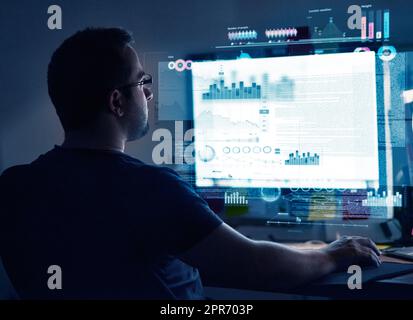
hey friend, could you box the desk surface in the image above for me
[285,242,413,264]
[286,243,413,298]
[379,272,413,284]
[206,243,413,300]
[206,265,413,300]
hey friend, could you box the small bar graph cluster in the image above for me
[225,191,249,206]
[361,9,390,40]
[362,191,402,207]
[202,80,261,100]
[285,151,320,166]
[228,30,257,41]
[265,28,298,39]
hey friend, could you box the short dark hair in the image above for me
[47,27,134,131]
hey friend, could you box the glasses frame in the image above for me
[115,74,153,91]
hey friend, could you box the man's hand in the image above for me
[321,236,382,272]
[181,224,383,291]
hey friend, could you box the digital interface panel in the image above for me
[192,52,379,189]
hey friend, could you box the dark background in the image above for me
[1,0,413,172]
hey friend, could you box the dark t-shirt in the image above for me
[0,146,222,299]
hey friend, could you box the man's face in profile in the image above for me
[120,45,152,141]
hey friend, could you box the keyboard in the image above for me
[384,247,413,262]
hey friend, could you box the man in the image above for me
[0,27,381,299]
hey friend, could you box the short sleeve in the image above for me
[144,167,223,256]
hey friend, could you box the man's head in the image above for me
[48,27,152,141]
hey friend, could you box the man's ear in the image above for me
[109,89,124,117]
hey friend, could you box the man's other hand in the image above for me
[321,236,382,272]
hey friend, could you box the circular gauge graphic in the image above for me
[223,147,231,154]
[185,60,193,70]
[253,146,261,153]
[197,145,216,162]
[354,47,371,53]
[232,146,241,154]
[263,146,272,153]
[242,146,251,153]
[175,59,186,72]
[260,187,282,202]
[378,46,397,62]
[167,61,175,70]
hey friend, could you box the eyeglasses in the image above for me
[115,73,153,91]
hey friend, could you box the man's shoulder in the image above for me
[120,159,190,193]
[0,150,184,189]
[0,166,33,210]
[126,161,181,181]
[118,152,176,176]
[0,149,55,182]
[1,164,32,181]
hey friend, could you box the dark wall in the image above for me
[1,0,413,172]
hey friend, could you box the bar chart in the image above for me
[361,8,390,40]
[362,191,402,207]
[265,28,298,39]
[202,80,261,100]
[285,151,320,166]
[224,191,249,206]
[228,30,257,41]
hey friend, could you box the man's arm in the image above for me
[179,223,381,292]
